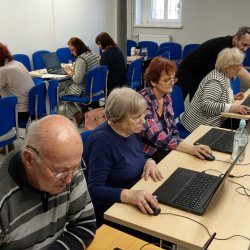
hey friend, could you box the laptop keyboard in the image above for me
[172,173,218,209]
[211,131,235,153]
[50,68,67,75]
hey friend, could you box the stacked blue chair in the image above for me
[127,39,137,56]
[47,79,59,114]
[138,41,158,58]
[127,58,143,90]
[32,50,50,70]
[230,77,241,95]
[60,65,108,110]
[19,82,47,134]
[243,48,250,70]
[171,85,190,139]
[13,54,32,71]
[56,47,75,63]
[182,44,200,59]
[159,42,182,62]
[80,130,92,147]
[0,96,19,153]
[158,47,170,57]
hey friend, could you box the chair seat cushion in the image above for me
[0,128,16,142]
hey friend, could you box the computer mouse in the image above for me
[147,202,161,216]
[200,153,215,161]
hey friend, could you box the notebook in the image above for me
[153,144,246,215]
[41,52,67,75]
[194,128,235,154]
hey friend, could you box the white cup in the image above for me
[131,47,136,56]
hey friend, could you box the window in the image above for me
[134,0,182,28]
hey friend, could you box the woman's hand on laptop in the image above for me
[63,65,71,73]
[230,104,250,115]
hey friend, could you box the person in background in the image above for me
[0,115,96,249]
[84,87,163,227]
[139,57,212,164]
[0,43,34,153]
[181,48,250,132]
[95,32,127,95]
[62,37,100,126]
[176,26,250,101]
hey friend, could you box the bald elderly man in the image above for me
[0,115,96,249]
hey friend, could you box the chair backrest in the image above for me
[0,96,18,138]
[182,44,200,59]
[127,58,143,89]
[13,54,32,71]
[80,130,92,147]
[28,82,47,119]
[159,42,182,61]
[138,41,158,58]
[157,47,170,57]
[32,50,50,70]
[230,77,241,94]
[56,47,75,63]
[85,65,108,102]
[127,39,137,56]
[47,79,59,112]
[243,48,250,67]
[171,85,185,119]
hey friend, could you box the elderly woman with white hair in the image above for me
[84,87,163,227]
[181,47,250,132]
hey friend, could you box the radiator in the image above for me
[137,34,173,44]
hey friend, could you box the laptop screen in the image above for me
[42,52,61,71]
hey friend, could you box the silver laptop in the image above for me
[41,52,67,75]
[154,144,246,215]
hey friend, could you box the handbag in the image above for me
[84,107,106,130]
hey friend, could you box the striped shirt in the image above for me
[0,150,96,250]
[181,69,231,132]
[139,87,181,158]
[65,51,100,96]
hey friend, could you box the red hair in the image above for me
[144,56,176,88]
[0,43,13,67]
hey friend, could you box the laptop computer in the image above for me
[242,97,250,107]
[194,128,235,154]
[41,52,67,75]
[153,144,246,215]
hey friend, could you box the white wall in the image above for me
[128,0,250,46]
[1,0,116,57]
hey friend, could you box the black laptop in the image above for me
[153,144,246,215]
[194,128,235,154]
[41,52,67,75]
[242,96,250,107]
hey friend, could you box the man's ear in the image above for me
[22,149,33,170]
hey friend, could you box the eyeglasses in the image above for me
[159,77,178,84]
[26,145,86,179]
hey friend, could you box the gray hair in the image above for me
[215,47,244,72]
[105,87,147,123]
[235,26,250,38]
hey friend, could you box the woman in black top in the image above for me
[95,32,127,95]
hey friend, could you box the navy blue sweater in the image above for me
[84,122,146,226]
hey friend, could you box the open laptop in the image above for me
[153,144,246,215]
[242,96,250,107]
[41,52,67,75]
[194,128,235,154]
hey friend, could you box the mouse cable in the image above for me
[214,159,250,165]
[139,242,173,250]
[158,212,250,242]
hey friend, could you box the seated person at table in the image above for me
[0,115,96,249]
[0,43,34,153]
[84,87,163,227]
[139,57,212,164]
[95,32,127,95]
[181,47,250,133]
[62,37,100,126]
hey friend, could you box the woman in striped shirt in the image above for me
[181,47,250,133]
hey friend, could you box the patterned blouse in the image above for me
[139,87,181,158]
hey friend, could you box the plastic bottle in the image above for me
[231,119,248,162]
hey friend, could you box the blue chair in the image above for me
[80,130,92,147]
[157,47,170,57]
[230,77,241,94]
[0,96,19,153]
[159,42,182,61]
[48,79,59,114]
[127,39,137,56]
[127,58,143,90]
[13,54,32,71]
[19,82,47,132]
[182,44,200,59]
[138,41,158,58]
[60,65,108,108]
[243,48,250,67]
[32,50,50,70]
[56,47,75,63]
[171,85,190,139]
